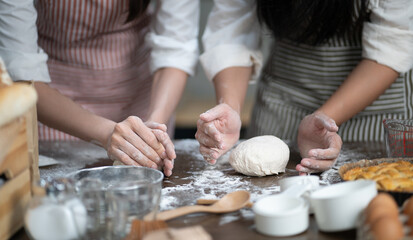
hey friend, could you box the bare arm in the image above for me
[34,82,173,174]
[296,59,399,174]
[195,66,251,164]
[147,67,188,124]
[34,82,114,146]
[213,67,251,114]
[145,67,187,176]
[318,59,399,124]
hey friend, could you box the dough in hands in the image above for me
[229,135,289,176]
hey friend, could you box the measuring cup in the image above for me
[383,119,413,157]
[253,177,316,237]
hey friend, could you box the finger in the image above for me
[146,121,167,132]
[199,104,228,122]
[300,158,336,172]
[296,164,313,173]
[206,158,216,165]
[163,158,174,170]
[197,119,221,140]
[199,145,221,163]
[205,122,222,141]
[195,130,223,149]
[307,148,340,160]
[110,148,141,167]
[118,140,159,169]
[307,137,342,159]
[315,113,338,132]
[108,133,157,166]
[125,117,166,161]
[163,158,174,177]
[153,129,176,159]
[120,128,163,165]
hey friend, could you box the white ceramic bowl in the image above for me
[279,175,320,192]
[253,194,309,237]
[310,180,377,232]
[279,175,320,213]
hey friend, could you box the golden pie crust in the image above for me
[340,160,413,192]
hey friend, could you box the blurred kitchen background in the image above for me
[174,0,271,139]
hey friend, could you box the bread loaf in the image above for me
[0,58,37,127]
[0,58,12,87]
[0,84,37,126]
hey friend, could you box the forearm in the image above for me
[34,82,115,147]
[147,68,188,124]
[212,67,252,114]
[318,59,399,125]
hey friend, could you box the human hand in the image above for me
[149,125,176,177]
[195,103,241,164]
[296,112,342,175]
[106,117,176,176]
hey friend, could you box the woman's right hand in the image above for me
[105,116,176,176]
[195,103,242,164]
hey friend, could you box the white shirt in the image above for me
[200,0,413,82]
[200,0,263,82]
[0,0,200,82]
[146,0,200,76]
[0,0,50,82]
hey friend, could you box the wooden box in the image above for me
[0,80,38,239]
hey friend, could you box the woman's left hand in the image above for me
[296,112,342,175]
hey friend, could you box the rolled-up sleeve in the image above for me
[200,0,263,82]
[146,0,200,76]
[362,0,413,73]
[0,0,50,82]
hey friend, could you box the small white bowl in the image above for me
[310,180,377,232]
[279,175,320,192]
[253,194,309,237]
[279,175,320,213]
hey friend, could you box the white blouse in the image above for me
[0,0,51,82]
[200,0,413,82]
[0,0,200,82]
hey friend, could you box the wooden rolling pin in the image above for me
[196,199,254,208]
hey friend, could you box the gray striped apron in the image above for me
[248,33,413,142]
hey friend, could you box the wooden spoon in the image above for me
[145,190,250,221]
[197,198,254,208]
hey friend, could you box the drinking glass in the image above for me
[383,119,413,157]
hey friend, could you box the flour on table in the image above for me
[320,147,375,185]
[160,140,281,211]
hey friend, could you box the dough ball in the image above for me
[229,135,289,176]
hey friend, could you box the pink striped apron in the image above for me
[35,0,157,141]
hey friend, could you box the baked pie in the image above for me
[343,161,413,192]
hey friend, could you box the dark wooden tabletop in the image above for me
[12,140,387,240]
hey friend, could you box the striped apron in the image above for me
[248,32,413,142]
[35,0,157,140]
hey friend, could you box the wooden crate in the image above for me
[0,116,32,240]
[0,80,38,240]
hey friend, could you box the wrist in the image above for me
[219,101,242,116]
[93,117,116,149]
[147,111,168,125]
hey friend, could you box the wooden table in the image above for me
[12,140,387,240]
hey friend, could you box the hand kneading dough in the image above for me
[229,135,289,176]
